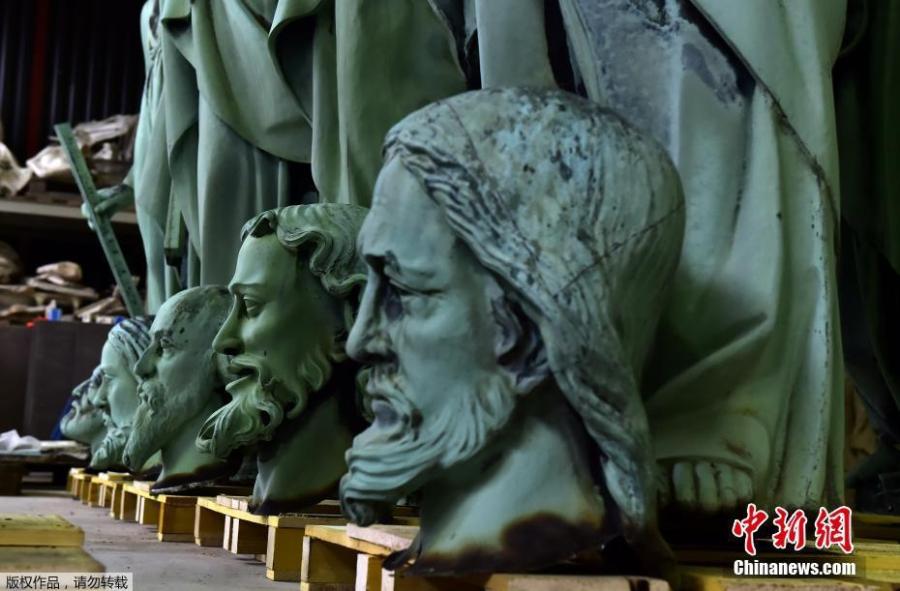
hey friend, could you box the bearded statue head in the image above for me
[90,317,152,470]
[194,204,368,512]
[340,88,685,576]
[196,204,367,458]
[123,286,232,483]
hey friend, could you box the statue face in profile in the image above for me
[61,370,105,449]
[196,204,368,513]
[345,159,520,493]
[200,233,342,454]
[90,318,152,470]
[340,88,684,577]
[123,287,231,475]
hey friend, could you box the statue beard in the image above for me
[340,365,518,526]
[91,423,131,470]
[123,379,174,471]
[197,345,333,459]
[62,405,105,443]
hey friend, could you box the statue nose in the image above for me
[213,306,243,356]
[214,333,242,356]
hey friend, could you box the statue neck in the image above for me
[251,382,357,514]
[154,396,232,491]
[410,384,608,575]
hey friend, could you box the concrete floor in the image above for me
[0,489,297,591]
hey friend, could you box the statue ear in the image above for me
[491,289,550,394]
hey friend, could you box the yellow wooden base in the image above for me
[0,546,104,572]
[192,496,346,582]
[0,514,84,547]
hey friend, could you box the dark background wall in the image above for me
[0,0,145,161]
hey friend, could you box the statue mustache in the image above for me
[197,355,284,458]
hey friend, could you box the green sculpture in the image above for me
[196,204,367,514]
[341,89,683,578]
[156,0,314,288]
[61,370,107,456]
[90,318,155,472]
[123,286,236,493]
[541,0,847,513]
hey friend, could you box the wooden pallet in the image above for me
[302,524,900,591]
[86,475,107,508]
[66,467,85,495]
[119,481,198,542]
[0,546,104,572]
[96,472,132,515]
[680,566,887,591]
[193,496,349,582]
[0,514,104,572]
[70,470,89,499]
[856,514,900,541]
[302,524,481,591]
[0,514,84,547]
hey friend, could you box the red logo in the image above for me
[732,505,854,555]
[814,506,854,554]
[731,503,768,556]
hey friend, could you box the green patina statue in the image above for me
[340,88,684,578]
[90,318,158,472]
[123,286,238,493]
[196,204,367,514]
[61,369,107,456]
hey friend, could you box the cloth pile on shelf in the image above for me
[27,115,137,188]
[0,142,32,197]
[0,253,128,324]
[0,115,137,199]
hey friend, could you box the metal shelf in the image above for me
[0,198,137,225]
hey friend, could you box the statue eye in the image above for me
[383,281,404,320]
[241,296,262,317]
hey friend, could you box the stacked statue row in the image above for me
[62,87,841,580]
[101,0,845,526]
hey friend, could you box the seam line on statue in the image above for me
[554,202,686,299]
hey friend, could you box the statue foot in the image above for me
[660,460,753,513]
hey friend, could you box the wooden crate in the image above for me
[193,496,347,582]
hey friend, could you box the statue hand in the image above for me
[665,460,754,513]
[80,184,134,230]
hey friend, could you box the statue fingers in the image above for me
[694,461,719,513]
[733,468,754,504]
[672,461,697,509]
[656,463,672,507]
[713,463,737,511]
